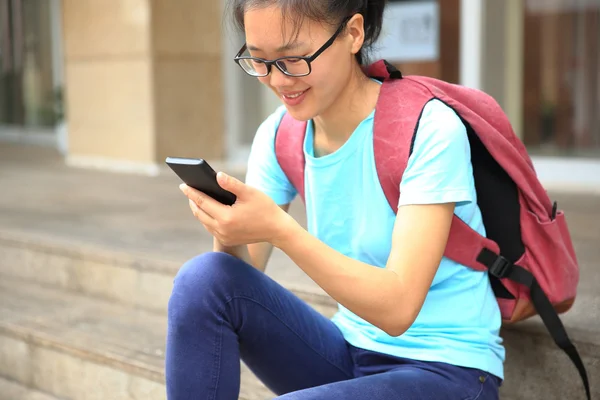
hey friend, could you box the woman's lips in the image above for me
[280,89,310,106]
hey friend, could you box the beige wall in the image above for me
[482,0,506,108]
[63,0,224,169]
[63,0,155,165]
[151,0,224,161]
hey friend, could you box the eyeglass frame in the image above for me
[233,16,351,78]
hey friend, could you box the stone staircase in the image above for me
[0,233,333,400]
[0,376,57,400]
[0,144,598,399]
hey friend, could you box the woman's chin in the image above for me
[283,103,318,122]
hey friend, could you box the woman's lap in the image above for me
[165,252,500,399]
[276,360,499,399]
[166,252,354,399]
[277,345,500,399]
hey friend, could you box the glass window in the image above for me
[523,1,600,156]
[0,0,56,128]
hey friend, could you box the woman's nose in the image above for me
[267,65,296,88]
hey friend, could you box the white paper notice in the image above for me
[372,1,440,63]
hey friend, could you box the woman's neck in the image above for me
[312,68,381,147]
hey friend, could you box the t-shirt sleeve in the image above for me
[398,99,476,207]
[245,106,298,206]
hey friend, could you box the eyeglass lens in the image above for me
[238,57,310,77]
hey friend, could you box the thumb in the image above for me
[217,172,246,196]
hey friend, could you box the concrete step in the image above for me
[0,376,61,400]
[501,312,600,399]
[0,143,597,316]
[0,221,599,400]
[0,140,318,315]
[1,241,599,399]
[0,278,273,400]
[0,227,331,316]
[1,260,598,400]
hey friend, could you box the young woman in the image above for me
[166,0,505,398]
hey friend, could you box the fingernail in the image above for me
[179,183,186,191]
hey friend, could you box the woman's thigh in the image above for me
[275,357,500,400]
[231,266,356,395]
[166,252,355,397]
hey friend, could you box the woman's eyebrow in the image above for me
[247,41,306,53]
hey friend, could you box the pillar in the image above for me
[62,0,225,174]
[63,0,157,173]
[503,0,524,140]
[151,0,224,163]
[460,0,484,89]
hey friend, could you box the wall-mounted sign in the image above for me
[371,1,440,63]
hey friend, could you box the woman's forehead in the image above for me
[244,6,326,51]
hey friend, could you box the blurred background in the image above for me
[0,1,598,400]
[0,0,597,182]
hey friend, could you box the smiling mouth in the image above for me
[281,89,308,99]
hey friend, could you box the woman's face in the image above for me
[243,6,364,121]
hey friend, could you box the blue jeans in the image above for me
[165,252,501,399]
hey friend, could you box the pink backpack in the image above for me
[274,60,589,399]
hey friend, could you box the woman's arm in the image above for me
[183,176,454,336]
[184,100,471,336]
[273,202,455,336]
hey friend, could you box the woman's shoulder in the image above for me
[419,98,463,127]
[255,105,288,140]
[246,105,290,162]
[410,98,469,151]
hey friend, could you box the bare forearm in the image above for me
[247,242,275,272]
[273,221,407,336]
[212,238,253,267]
[213,238,273,272]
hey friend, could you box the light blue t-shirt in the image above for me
[245,99,505,379]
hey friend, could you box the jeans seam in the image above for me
[224,294,354,380]
[464,374,487,400]
[209,307,226,400]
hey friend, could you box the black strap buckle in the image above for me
[489,255,512,279]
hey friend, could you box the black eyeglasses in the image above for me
[234,17,350,78]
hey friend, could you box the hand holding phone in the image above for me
[165,157,237,206]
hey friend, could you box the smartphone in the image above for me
[165,157,237,206]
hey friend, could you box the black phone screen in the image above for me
[165,157,237,205]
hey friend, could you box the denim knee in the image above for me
[168,252,256,321]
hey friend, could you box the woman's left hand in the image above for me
[179,172,293,247]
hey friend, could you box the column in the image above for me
[504,0,524,139]
[152,0,225,163]
[482,0,506,105]
[459,0,485,89]
[63,0,226,173]
[63,0,157,173]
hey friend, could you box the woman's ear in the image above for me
[345,14,366,55]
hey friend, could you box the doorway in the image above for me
[0,0,63,148]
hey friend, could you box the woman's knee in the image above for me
[167,252,250,330]
[169,252,255,308]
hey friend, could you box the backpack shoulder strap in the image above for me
[274,112,307,202]
[370,62,499,273]
[372,72,431,214]
[273,61,499,274]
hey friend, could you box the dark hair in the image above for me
[229,0,387,65]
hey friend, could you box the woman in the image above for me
[166,0,505,398]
